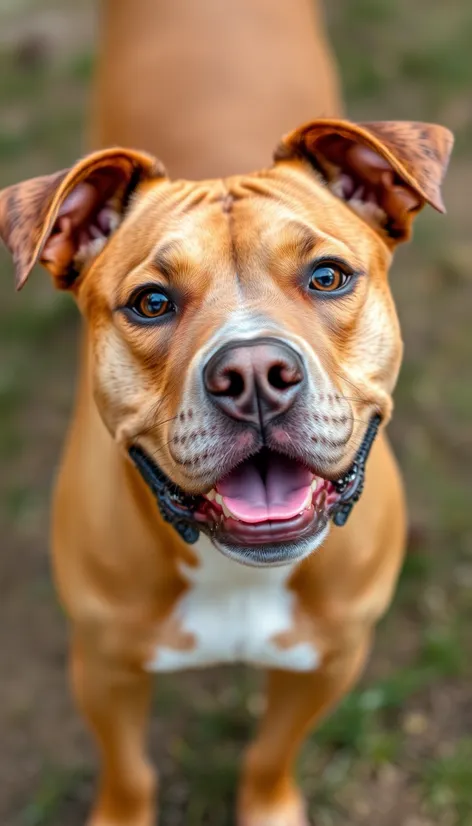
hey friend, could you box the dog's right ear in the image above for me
[274,119,453,245]
[0,148,165,290]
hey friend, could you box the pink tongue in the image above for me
[216,453,313,524]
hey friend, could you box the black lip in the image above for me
[128,445,200,543]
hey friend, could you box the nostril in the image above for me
[210,368,245,398]
[267,362,302,391]
[222,369,245,398]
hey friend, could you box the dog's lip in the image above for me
[195,496,329,540]
[212,510,329,565]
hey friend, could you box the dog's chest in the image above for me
[146,537,319,673]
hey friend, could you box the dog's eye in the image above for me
[130,289,175,319]
[309,263,351,293]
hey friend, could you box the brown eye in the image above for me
[309,264,351,293]
[131,289,175,319]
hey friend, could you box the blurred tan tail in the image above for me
[92,0,342,178]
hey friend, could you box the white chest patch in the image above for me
[146,536,319,673]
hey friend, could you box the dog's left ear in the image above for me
[274,119,453,244]
[0,147,165,290]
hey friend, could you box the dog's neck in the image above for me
[92,0,342,178]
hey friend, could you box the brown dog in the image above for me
[0,3,453,826]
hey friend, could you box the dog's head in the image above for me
[0,120,452,565]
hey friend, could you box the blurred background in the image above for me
[0,1,471,825]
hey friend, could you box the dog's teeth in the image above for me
[218,499,240,520]
[310,478,320,492]
[298,487,314,514]
[208,490,240,520]
[221,501,232,519]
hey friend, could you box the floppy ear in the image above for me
[274,119,453,244]
[0,147,165,290]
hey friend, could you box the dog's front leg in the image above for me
[237,637,371,826]
[71,636,156,826]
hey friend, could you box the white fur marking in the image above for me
[146,536,319,673]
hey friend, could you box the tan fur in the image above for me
[0,3,453,825]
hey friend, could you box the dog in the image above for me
[0,2,453,825]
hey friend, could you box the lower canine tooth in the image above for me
[221,501,233,519]
[302,489,313,510]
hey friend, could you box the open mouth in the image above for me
[193,449,338,557]
[128,414,381,566]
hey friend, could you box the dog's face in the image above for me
[0,119,452,565]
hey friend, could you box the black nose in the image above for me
[203,338,305,425]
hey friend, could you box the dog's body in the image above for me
[0,2,453,824]
[92,0,343,179]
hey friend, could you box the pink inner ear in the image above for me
[57,182,99,221]
[41,181,121,277]
[320,140,421,230]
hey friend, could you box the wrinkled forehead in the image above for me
[124,164,386,273]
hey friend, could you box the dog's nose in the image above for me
[204,338,305,425]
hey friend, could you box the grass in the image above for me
[423,739,472,826]
[313,618,466,758]
[21,766,91,826]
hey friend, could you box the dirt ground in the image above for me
[0,1,471,825]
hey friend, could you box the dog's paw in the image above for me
[237,789,310,826]
[239,814,309,826]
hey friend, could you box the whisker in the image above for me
[129,389,178,441]
[148,438,178,461]
[312,408,370,426]
[135,414,179,440]
[331,369,372,404]
[140,391,174,424]
[334,395,370,403]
